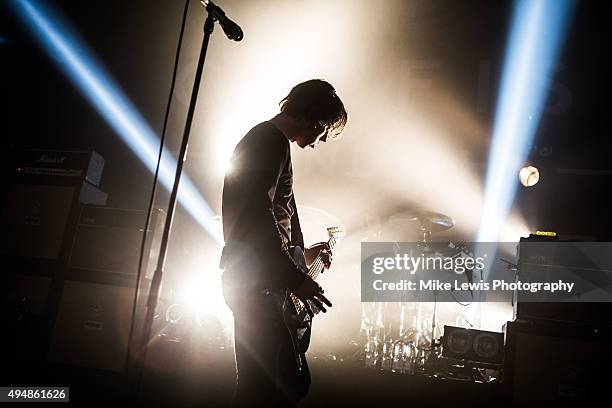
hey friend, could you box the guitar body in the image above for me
[282,289,312,399]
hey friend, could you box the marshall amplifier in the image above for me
[0,148,107,263]
[16,148,105,187]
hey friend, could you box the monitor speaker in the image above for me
[442,325,504,364]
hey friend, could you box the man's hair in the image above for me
[279,79,348,138]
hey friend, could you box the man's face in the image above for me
[295,122,328,150]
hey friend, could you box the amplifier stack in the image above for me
[0,147,164,375]
[503,234,612,405]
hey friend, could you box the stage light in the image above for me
[519,165,540,187]
[176,251,233,330]
[9,0,223,244]
[166,303,187,325]
[477,0,575,242]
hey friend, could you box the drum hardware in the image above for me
[360,210,471,377]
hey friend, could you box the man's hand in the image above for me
[304,242,332,270]
[293,276,332,318]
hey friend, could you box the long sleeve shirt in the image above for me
[220,121,306,292]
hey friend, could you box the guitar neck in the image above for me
[307,235,336,283]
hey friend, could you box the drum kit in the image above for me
[360,209,463,375]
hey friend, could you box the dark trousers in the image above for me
[224,282,305,407]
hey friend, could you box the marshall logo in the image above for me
[38,154,67,164]
[17,150,104,185]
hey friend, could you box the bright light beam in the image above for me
[10,0,223,244]
[477,0,575,242]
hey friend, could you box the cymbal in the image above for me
[419,211,455,231]
[388,210,455,232]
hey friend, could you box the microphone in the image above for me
[200,0,244,41]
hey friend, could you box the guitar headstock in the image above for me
[326,226,344,246]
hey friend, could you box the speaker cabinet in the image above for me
[47,280,136,372]
[442,325,504,364]
[0,273,52,364]
[0,273,52,315]
[0,182,107,262]
[504,320,612,406]
[66,206,165,284]
[0,184,75,260]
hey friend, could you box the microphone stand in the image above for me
[133,4,238,399]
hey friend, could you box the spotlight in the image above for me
[477,0,575,241]
[519,165,540,187]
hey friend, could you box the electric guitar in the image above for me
[283,226,342,397]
